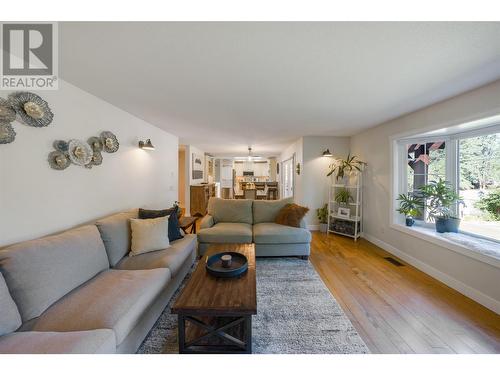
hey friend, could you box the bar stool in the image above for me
[267,187,278,200]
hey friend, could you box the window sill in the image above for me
[390,223,500,269]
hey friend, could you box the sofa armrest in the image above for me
[199,215,215,230]
[299,218,307,229]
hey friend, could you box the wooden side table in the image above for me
[179,216,198,234]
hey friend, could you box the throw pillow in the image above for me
[275,203,309,228]
[139,206,184,242]
[129,216,170,256]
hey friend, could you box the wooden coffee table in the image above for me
[172,243,257,354]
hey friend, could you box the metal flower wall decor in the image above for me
[0,122,16,144]
[9,92,54,128]
[48,131,119,171]
[0,92,54,145]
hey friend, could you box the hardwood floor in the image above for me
[309,231,500,354]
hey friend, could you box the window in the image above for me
[458,133,500,241]
[406,141,446,221]
[395,124,500,243]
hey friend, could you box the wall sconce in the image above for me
[296,163,301,175]
[322,148,333,157]
[139,139,155,150]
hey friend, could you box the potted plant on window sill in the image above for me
[317,204,328,233]
[419,178,465,233]
[396,193,423,227]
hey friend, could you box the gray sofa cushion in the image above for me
[33,268,170,345]
[208,198,253,224]
[198,223,253,244]
[199,215,215,229]
[0,272,21,335]
[253,198,294,224]
[0,329,116,354]
[253,223,312,244]
[0,225,109,322]
[115,234,197,277]
[96,209,138,267]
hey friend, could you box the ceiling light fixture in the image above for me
[139,139,155,150]
[247,146,253,161]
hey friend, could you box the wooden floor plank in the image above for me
[309,231,500,354]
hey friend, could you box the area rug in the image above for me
[137,258,370,354]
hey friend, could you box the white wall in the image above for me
[351,79,500,313]
[0,80,178,247]
[279,136,350,227]
[302,136,350,227]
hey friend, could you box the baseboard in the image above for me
[363,233,500,315]
[308,225,319,231]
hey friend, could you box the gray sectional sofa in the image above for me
[0,209,197,354]
[198,198,312,257]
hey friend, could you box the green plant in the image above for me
[317,204,328,224]
[419,178,464,220]
[335,188,353,205]
[475,189,500,220]
[396,193,423,218]
[327,153,367,181]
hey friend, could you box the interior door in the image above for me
[281,156,294,199]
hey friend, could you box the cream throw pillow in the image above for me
[130,216,170,256]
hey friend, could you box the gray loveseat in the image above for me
[198,198,311,258]
[0,209,197,354]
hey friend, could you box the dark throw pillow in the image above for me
[275,203,309,228]
[139,207,184,242]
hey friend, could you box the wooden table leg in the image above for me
[178,314,186,353]
[244,315,252,354]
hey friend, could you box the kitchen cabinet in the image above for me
[233,160,269,177]
[253,161,269,176]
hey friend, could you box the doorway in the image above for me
[281,155,294,199]
[178,146,187,214]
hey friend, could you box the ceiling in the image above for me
[59,22,500,157]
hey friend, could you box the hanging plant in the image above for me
[8,92,54,127]
[327,153,366,181]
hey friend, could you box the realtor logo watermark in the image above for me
[1,22,58,90]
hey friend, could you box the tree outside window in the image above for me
[459,133,500,241]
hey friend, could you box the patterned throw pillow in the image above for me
[275,203,309,228]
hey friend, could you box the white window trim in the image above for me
[390,223,500,269]
[390,114,500,269]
